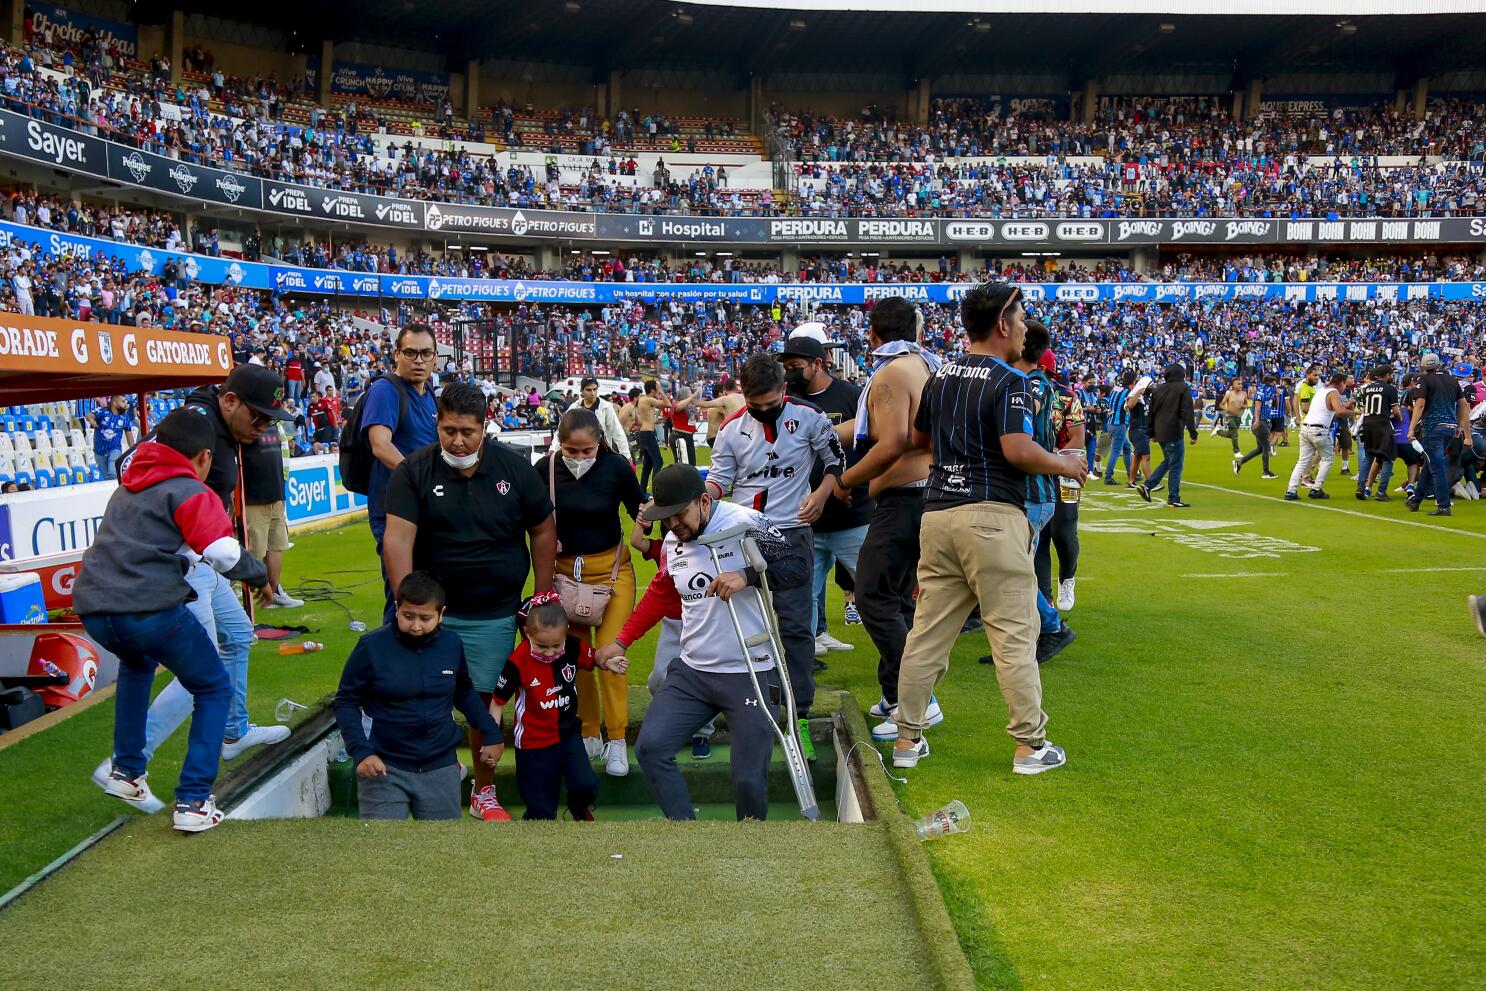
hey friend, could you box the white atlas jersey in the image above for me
[662,501,793,675]
[706,397,844,529]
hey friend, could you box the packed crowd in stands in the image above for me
[2,27,1484,221]
[779,95,1486,163]
[793,157,1486,218]
[9,185,1486,288]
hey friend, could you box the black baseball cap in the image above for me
[780,336,827,363]
[223,364,295,421]
[641,464,706,522]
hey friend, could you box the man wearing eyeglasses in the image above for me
[364,325,440,623]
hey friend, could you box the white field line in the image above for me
[1183,481,1486,541]
[1180,572,1289,578]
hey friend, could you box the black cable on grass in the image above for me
[281,571,380,630]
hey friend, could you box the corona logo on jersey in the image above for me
[26,632,99,709]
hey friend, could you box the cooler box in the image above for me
[0,573,48,625]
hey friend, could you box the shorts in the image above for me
[1129,428,1151,458]
[245,500,290,554]
[1335,421,1353,449]
[439,613,518,693]
[1269,417,1285,433]
[1360,422,1397,460]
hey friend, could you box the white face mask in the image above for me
[440,446,481,470]
[563,456,596,479]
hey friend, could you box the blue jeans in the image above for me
[1103,423,1131,482]
[1084,433,1098,474]
[812,525,866,635]
[1357,446,1394,492]
[1024,501,1060,633]
[82,605,230,803]
[1414,424,1459,510]
[137,561,255,760]
[101,449,123,480]
[1146,438,1186,503]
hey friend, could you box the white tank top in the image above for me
[1305,385,1336,428]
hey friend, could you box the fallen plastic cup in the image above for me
[914,800,971,841]
[274,697,309,723]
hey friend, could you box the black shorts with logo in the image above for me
[1360,421,1397,460]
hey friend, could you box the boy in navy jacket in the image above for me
[334,572,505,820]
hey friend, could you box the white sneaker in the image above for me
[172,796,225,832]
[604,739,629,777]
[583,736,603,761]
[1057,579,1076,612]
[813,636,828,657]
[891,737,929,768]
[815,632,853,653]
[268,587,305,609]
[221,724,291,760]
[1013,742,1068,776]
[102,766,166,814]
[1232,451,1243,461]
[868,697,893,719]
[871,697,944,741]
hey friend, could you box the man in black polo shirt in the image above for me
[383,381,557,820]
[781,332,872,658]
[892,283,1086,777]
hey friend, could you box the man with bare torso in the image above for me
[834,297,944,740]
[1218,379,1249,458]
[634,380,670,494]
[696,377,745,445]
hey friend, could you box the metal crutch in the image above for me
[696,522,820,820]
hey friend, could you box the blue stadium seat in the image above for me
[35,416,50,432]
[71,467,87,484]
[13,471,30,489]
[31,471,48,489]
[52,469,69,487]
[88,465,103,482]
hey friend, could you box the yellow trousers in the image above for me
[557,545,635,740]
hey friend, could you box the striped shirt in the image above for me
[1025,371,1058,505]
[1106,387,1131,426]
[915,353,1031,511]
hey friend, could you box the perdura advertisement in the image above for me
[0,109,1483,247]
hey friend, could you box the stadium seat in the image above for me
[52,470,69,487]
[32,433,51,456]
[66,451,84,469]
[33,471,49,489]
[68,429,85,450]
[88,465,103,482]
[0,455,13,478]
[0,434,11,456]
[10,434,30,456]
[50,429,68,451]
[70,467,87,484]
[13,471,31,489]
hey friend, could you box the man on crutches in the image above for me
[599,465,811,821]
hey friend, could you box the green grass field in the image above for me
[2,438,1484,989]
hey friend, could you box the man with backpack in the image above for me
[344,325,439,623]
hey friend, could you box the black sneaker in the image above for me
[1135,483,1151,503]
[1035,624,1077,663]
[1428,507,1452,517]
[1262,472,1279,479]
[978,653,995,665]
[691,736,712,761]
[1232,461,1241,477]
[1149,481,1165,494]
[1284,490,1299,501]
[1355,489,1367,501]
[812,657,827,673]
[1167,500,1191,508]
[1308,489,1330,500]
[1341,467,1352,476]
[1374,491,1391,502]
[1406,498,1421,512]
[960,613,984,635]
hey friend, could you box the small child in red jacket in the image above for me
[490,593,627,820]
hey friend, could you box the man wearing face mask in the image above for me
[781,333,872,659]
[704,354,844,752]
[383,382,557,820]
[597,464,808,820]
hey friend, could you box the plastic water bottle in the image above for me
[348,620,367,632]
[277,641,324,655]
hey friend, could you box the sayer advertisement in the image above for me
[0,457,366,569]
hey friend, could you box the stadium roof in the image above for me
[155,0,1486,81]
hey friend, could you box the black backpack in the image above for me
[340,374,407,495]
